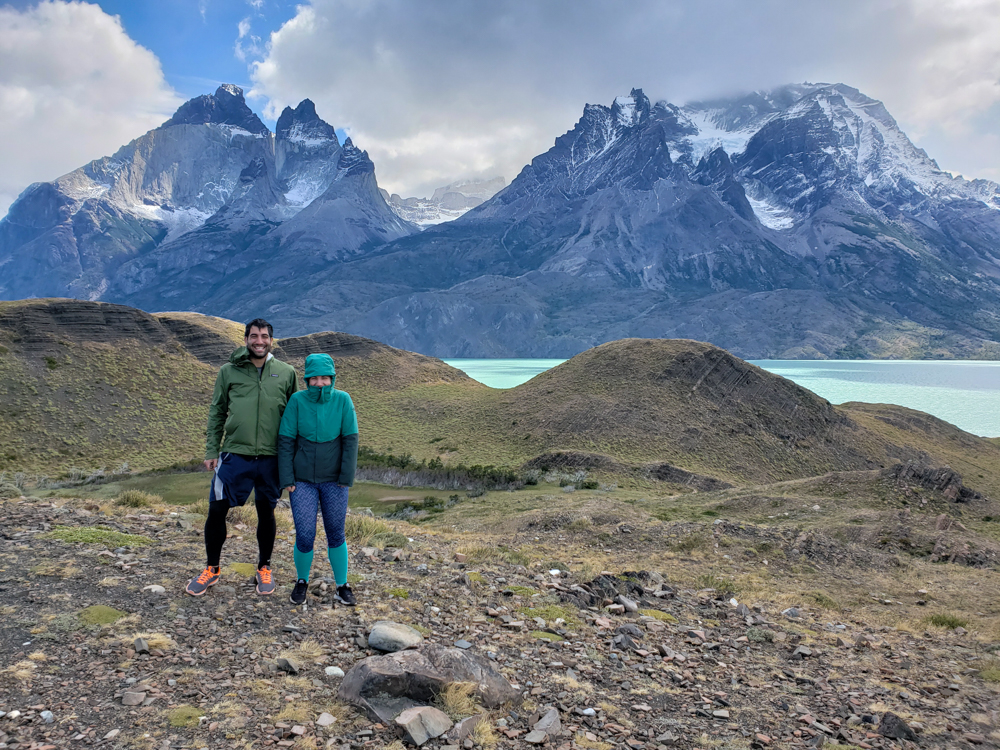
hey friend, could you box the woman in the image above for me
[278,353,359,606]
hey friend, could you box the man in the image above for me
[186,319,298,596]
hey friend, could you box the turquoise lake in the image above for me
[443,358,1000,437]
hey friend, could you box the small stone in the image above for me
[142,584,166,595]
[524,729,548,744]
[133,637,150,655]
[792,645,813,658]
[290,725,306,736]
[317,712,336,727]
[40,710,54,724]
[6,710,19,720]
[783,608,800,619]
[104,729,120,740]
[713,709,730,719]
[532,706,561,735]
[324,666,345,678]
[395,705,453,746]
[121,691,146,706]
[454,553,467,563]
[454,639,473,649]
[368,621,424,652]
[277,657,300,674]
[616,595,639,612]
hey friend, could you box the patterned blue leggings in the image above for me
[289,481,348,552]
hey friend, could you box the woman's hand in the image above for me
[285,485,296,494]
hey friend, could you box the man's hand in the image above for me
[285,485,296,494]
[204,459,218,472]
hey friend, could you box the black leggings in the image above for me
[204,494,276,569]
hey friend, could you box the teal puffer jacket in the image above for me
[277,353,359,489]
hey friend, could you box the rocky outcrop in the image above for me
[883,462,982,502]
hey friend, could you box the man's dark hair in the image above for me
[245,318,273,338]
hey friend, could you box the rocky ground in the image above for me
[1,493,998,750]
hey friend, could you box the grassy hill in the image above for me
[1,301,997,500]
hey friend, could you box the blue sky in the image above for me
[76,0,298,121]
[1,0,1000,216]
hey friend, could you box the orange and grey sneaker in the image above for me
[186,566,220,596]
[255,565,275,596]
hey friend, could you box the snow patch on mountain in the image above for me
[682,109,760,165]
[129,204,215,243]
[385,177,507,227]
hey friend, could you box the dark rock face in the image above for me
[0,84,414,306]
[337,644,521,724]
[162,84,270,135]
[884,462,982,502]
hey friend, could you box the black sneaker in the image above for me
[334,583,356,606]
[290,579,308,606]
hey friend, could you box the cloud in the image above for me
[248,0,1000,197]
[0,1,182,218]
[235,16,264,62]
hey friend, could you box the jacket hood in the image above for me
[304,353,336,383]
[230,347,274,366]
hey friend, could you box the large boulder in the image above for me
[338,643,522,723]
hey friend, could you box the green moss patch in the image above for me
[387,587,410,599]
[168,705,201,728]
[226,563,257,577]
[79,605,127,626]
[640,609,678,623]
[531,630,564,642]
[46,526,152,547]
[505,585,537,597]
[518,603,584,630]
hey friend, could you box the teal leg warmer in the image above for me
[293,546,314,582]
[328,542,348,586]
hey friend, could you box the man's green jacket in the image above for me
[205,348,298,459]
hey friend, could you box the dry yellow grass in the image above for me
[27,651,46,662]
[279,638,326,665]
[435,681,480,720]
[131,632,176,650]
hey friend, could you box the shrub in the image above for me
[114,489,161,508]
[926,613,968,629]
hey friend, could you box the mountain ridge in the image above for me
[2,83,1000,359]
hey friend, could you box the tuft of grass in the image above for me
[806,590,841,610]
[979,658,1000,683]
[457,544,531,566]
[387,587,410,599]
[695,572,739,596]
[45,525,152,547]
[168,705,201,728]
[640,609,678,623]
[575,734,614,750]
[505,585,537,597]
[27,651,46,662]
[79,605,127,626]
[345,515,409,549]
[31,560,80,578]
[746,626,774,643]
[115,489,161,508]
[434,682,481,721]
[5,660,37,681]
[275,704,310,723]
[472,718,499,748]
[926,613,968,629]
[518,603,584,630]
[673,534,707,554]
[280,638,326,665]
